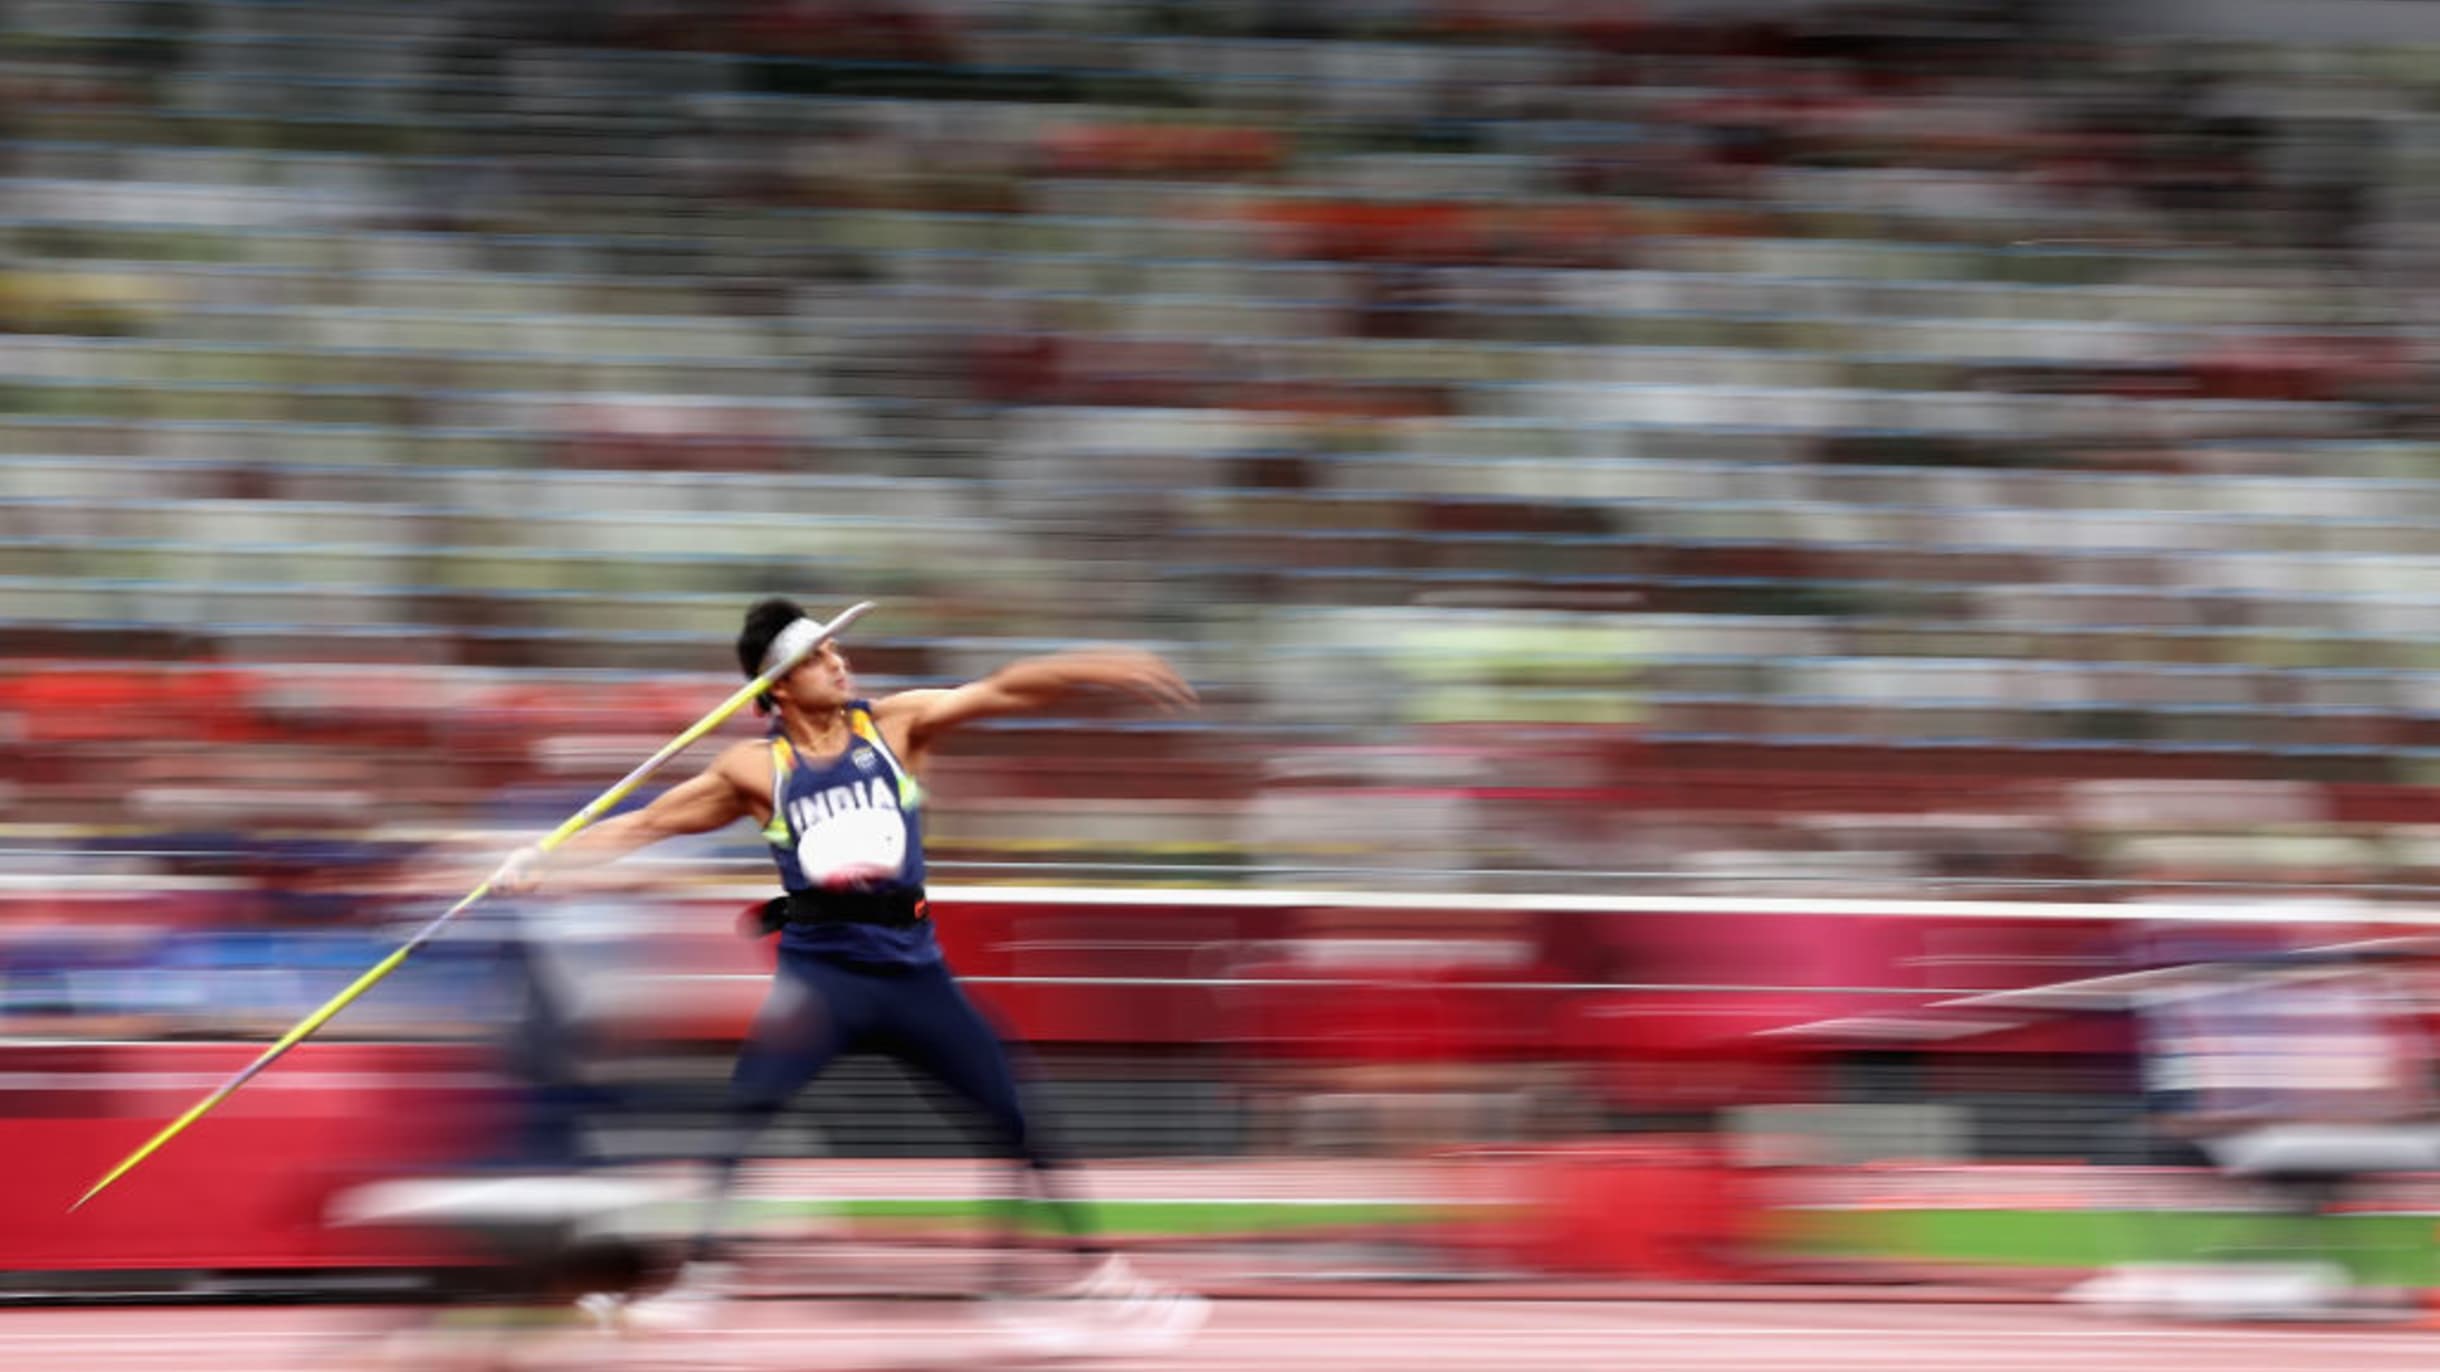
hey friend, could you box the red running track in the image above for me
[1,1298,2433,1371]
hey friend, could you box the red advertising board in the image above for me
[0,1042,490,1271]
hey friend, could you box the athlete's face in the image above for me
[779,641,854,711]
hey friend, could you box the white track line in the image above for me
[5,1325,2433,1344]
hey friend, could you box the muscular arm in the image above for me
[496,741,765,891]
[875,648,1196,761]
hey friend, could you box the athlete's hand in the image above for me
[489,844,548,896]
[1070,649,1199,712]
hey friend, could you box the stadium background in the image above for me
[6,0,2440,1301]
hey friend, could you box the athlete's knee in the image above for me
[727,1057,800,1111]
[988,1094,1071,1170]
[712,1092,785,1151]
[962,1084,1031,1152]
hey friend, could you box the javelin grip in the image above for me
[72,601,876,1212]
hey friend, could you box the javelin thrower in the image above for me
[493,597,1209,1347]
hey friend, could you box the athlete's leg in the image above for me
[688,951,873,1262]
[884,964,1208,1350]
[617,954,886,1332]
[882,963,1101,1253]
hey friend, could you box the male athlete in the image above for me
[497,597,1206,1345]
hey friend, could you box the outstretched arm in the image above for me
[877,648,1197,757]
[494,744,759,893]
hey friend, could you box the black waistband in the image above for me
[761,887,929,933]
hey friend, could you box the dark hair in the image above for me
[737,596,807,711]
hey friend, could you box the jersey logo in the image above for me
[789,776,906,886]
[852,747,879,773]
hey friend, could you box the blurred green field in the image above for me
[1794,1209,2440,1286]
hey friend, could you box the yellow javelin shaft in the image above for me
[73,601,874,1212]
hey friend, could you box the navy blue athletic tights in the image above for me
[700,947,1095,1261]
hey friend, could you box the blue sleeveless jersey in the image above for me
[761,701,938,966]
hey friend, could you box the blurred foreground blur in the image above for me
[4,0,2440,1332]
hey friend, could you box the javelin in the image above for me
[72,600,876,1212]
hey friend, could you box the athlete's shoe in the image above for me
[1084,1255,1209,1352]
[615,1259,734,1334]
[983,1296,1099,1359]
[574,1291,628,1335]
[989,1254,1208,1357]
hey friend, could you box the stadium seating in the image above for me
[2,0,2436,888]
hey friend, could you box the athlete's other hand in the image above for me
[1073,649,1199,712]
[490,844,547,896]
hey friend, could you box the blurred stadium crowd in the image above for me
[3,0,2440,1129]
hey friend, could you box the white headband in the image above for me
[761,617,827,677]
[756,601,877,681]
